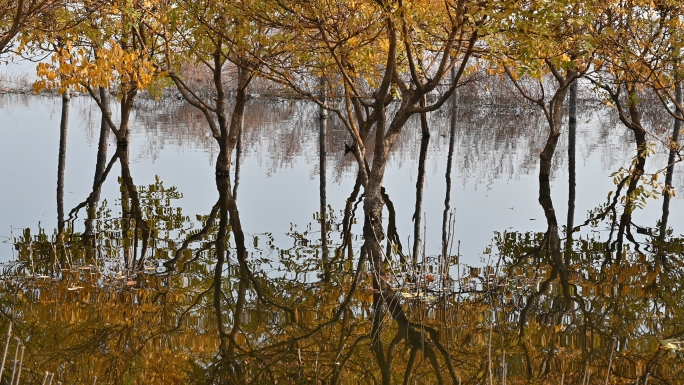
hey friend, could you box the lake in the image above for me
[0,90,683,384]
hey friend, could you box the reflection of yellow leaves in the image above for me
[400,291,437,302]
[661,339,684,351]
[67,286,83,291]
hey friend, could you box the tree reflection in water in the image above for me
[2,160,684,384]
[1,94,684,384]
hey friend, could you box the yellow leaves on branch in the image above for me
[34,41,157,95]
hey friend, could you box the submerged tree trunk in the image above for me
[442,66,458,261]
[505,65,575,265]
[57,89,70,234]
[614,85,648,258]
[412,96,430,265]
[85,87,111,240]
[217,63,251,176]
[339,175,363,260]
[319,79,330,278]
[660,81,682,242]
[538,87,570,267]
[214,174,231,358]
[566,81,577,255]
[233,67,246,195]
[95,87,111,187]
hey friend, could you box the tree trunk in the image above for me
[95,87,111,186]
[412,96,430,265]
[233,69,244,199]
[660,81,682,241]
[217,65,251,176]
[566,81,577,255]
[538,87,569,267]
[319,79,330,279]
[442,66,458,261]
[214,174,230,357]
[615,86,647,259]
[57,89,70,234]
[85,87,111,240]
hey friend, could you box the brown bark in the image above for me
[84,87,111,241]
[442,66,458,260]
[538,83,570,267]
[57,89,70,234]
[412,95,430,265]
[611,84,648,259]
[660,82,682,241]
[566,81,577,255]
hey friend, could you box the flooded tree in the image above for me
[155,0,264,176]
[3,0,684,384]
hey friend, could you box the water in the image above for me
[2,94,680,263]
[0,92,683,384]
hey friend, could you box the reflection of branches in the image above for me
[330,335,370,385]
[373,290,459,384]
[164,203,220,267]
[65,151,120,226]
[119,153,152,272]
[338,175,363,258]
[572,174,629,234]
[381,187,405,264]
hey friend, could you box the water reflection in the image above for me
[5,199,684,383]
[1,91,684,384]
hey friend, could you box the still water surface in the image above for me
[0,93,683,384]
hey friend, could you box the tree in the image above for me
[0,0,64,59]
[33,0,163,146]
[156,0,267,176]
[489,0,602,263]
[32,0,168,274]
[258,0,504,263]
[252,2,510,383]
[585,0,681,258]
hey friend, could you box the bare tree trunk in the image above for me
[660,81,682,241]
[95,87,111,187]
[614,86,647,259]
[214,174,231,358]
[566,81,577,256]
[412,96,430,264]
[217,63,251,176]
[57,89,70,234]
[539,90,568,267]
[233,68,245,199]
[442,66,458,261]
[319,78,330,280]
[84,87,111,241]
